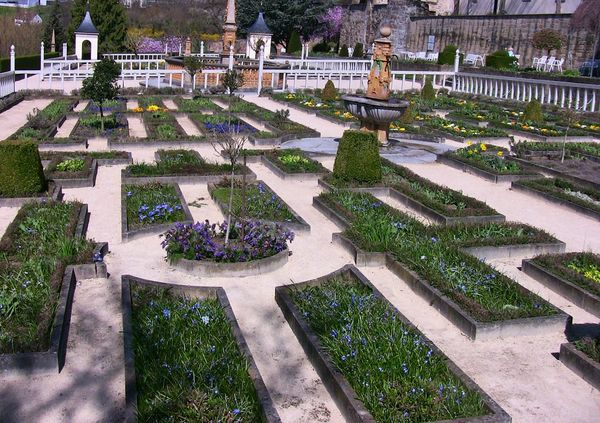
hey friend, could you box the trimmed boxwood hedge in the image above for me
[333,130,382,183]
[0,141,47,197]
[0,52,60,72]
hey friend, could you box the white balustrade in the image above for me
[0,71,15,98]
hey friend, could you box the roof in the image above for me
[76,11,99,34]
[247,12,272,35]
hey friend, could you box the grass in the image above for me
[0,202,93,354]
[319,190,558,322]
[131,284,262,421]
[45,155,93,180]
[211,180,297,224]
[56,158,85,172]
[123,183,187,230]
[531,252,600,297]
[424,117,509,138]
[289,275,487,422]
[511,141,600,158]
[175,97,219,112]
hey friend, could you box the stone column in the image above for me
[257,45,265,95]
[10,45,15,72]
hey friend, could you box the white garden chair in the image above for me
[548,58,564,72]
[426,52,439,62]
[533,55,547,70]
[406,52,416,60]
[543,56,555,72]
[415,51,427,60]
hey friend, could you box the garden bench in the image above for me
[465,53,485,67]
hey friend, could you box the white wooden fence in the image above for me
[0,71,15,98]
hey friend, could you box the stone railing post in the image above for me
[63,43,68,60]
[454,48,460,73]
[40,42,45,81]
[257,45,265,95]
[200,41,205,57]
[228,45,234,71]
[10,45,15,72]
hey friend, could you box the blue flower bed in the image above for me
[161,220,294,263]
[124,183,188,230]
[204,122,257,134]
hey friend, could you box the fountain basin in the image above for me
[341,95,409,124]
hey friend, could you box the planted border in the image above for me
[0,202,107,374]
[559,341,600,391]
[313,192,570,339]
[121,183,193,242]
[45,156,98,188]
[0,182,62,207]
[509,156,600,191]
[208,180,310,233]
[512,178,600,222]
[261,149,329,180]
[522,253,600,318]
[121,275,281,423]
[275,265,511,422]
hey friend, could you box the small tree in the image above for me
[183,56,204,91]
[211,131,247,244]
[532,28,564,56]
[559,108,578,163]
[80,58,121,132]
[125,28,145,57]
[222,68,244,100]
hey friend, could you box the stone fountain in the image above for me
[342,25,409,145]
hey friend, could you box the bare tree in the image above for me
[210,130,247,244]
[571,0,600,77]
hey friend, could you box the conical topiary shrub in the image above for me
[321,80,338,102]
[523,99,543,123]
[398,101,416,124]
[333,130,382,184]
[421,78,436,102]
[288,31,301,55]
[339,44,349,57]
[352,42,364,58]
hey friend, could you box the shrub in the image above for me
[352,42,364,58]
[485,50,518,70]
[0,141,47,197]
[438,45,460,66]
[288,31,302,54]
[333,130,382,183]
[523,100,543,123]
[421,78,436,102]
[312,41,330,53]
[339,44,349,57]
[321,80,338,101]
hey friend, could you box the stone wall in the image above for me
[457,0,582,15]
[340,0,431,53]
[407,14,595,69]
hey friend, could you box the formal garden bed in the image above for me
[0,201,96,372]
[71,111,130,140]
[208,179,310,232]
[423,117,510,143]
[173,96,221,112]
[189,112,258,135]
[512,177,600,221]
[161,220,294,277]
[491,119,594,142]
[439,143,539,183]
[275,265,511,422]
[313,190,569,339]
[122,149,255,184]
[44,155,98,188]
[559,338,600,391]
[121,182,193,242]
[522,252,600,318]
[10,98,77,141]
[511,141,600,161]
[122,276,281,422]
[83,98,127,115]
[261,148,329,180]
[41,150,132,166]
[142,107,188,140]
[510,155,600,189]
[322,158,505,225]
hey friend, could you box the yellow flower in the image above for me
[480,144,487,151]
[132,107,144,113]
[399,127,406,132]
[466,141,473,146]
[497,151,504,157]
[146,105,160,112]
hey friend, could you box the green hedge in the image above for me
[0,52,60,73]
[0,141,47,197]
[333,130,382,183]
[485,50,518,70]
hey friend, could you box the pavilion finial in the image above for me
[223,0,237,51]
[225,0,236,25]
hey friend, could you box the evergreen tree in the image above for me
[81,58,121,131]
[68,0,127,53]
[43,1,65,51]
[237,0,332,48]
[287,31,301,54]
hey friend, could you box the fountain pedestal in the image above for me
[340,25,408,145]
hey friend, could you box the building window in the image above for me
[427,35,435,52]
